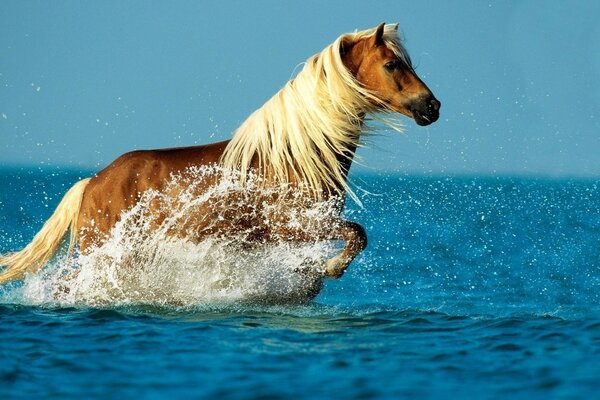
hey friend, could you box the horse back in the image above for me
[76,140,230,247]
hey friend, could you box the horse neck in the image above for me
[337,125,362,180]
[221,61,370,202]
[325,113,365,196]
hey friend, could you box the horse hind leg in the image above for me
[323,221,367,279]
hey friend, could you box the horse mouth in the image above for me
[412,110,439,126]
[409,96,441,126]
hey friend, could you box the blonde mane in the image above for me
[220,24,409,201]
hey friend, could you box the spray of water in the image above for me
[3,166,343,307]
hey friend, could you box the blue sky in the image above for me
[1,1,599,176]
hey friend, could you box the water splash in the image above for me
[3,166,344,307]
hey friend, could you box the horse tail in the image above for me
[0,178,91,284]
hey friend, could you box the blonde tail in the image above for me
[0,178,91,284]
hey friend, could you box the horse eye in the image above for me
[384,61,398,71]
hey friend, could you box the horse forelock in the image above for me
[220,24,407,203]
[380,25,413,70]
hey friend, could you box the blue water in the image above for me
[1,167,599,399]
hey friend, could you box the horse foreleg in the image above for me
[321,221,367,279]
[271,218,367,279]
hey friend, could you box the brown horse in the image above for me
[0,23,440,286]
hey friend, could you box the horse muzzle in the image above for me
[409,95,441,126]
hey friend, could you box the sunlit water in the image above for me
[1,167,599,399]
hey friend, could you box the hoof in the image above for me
[324,255,349,279]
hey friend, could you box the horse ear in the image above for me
[368,22,386,48]
[340,37,354,58]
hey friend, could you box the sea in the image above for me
[0,166,599,399]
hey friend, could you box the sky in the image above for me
[1,1,599,177]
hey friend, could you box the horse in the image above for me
[0,23,440,288]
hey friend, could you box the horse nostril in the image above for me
[429,98,440,112]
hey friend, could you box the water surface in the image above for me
[1,168,599,398]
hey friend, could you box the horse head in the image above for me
[342,22,440,126]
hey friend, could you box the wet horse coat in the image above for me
[0,23,440,285]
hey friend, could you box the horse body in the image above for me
[77,139,361,280]
[0,23,440,289]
